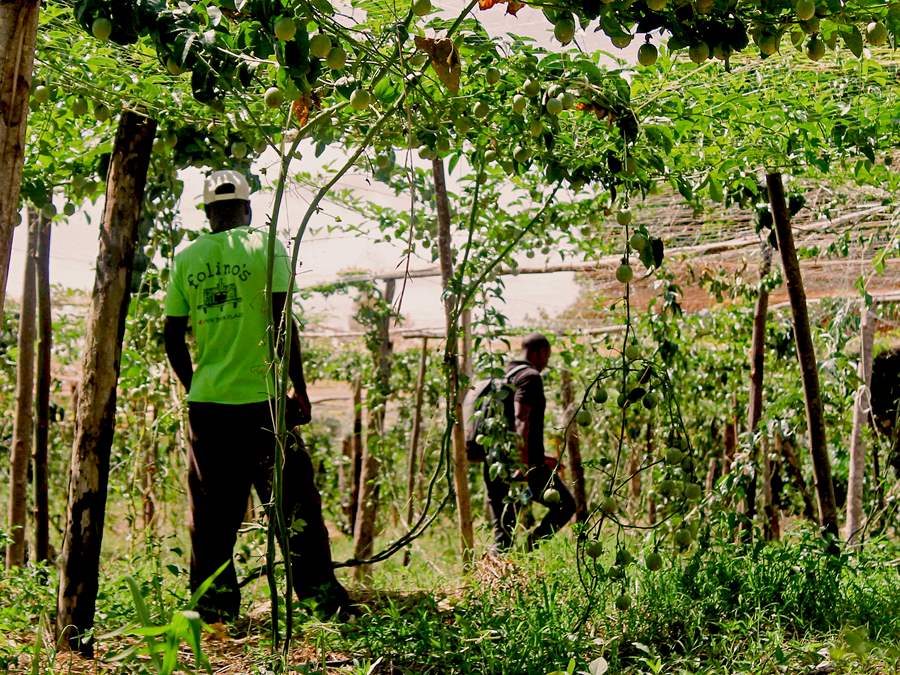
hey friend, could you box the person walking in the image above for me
[164,170,352,623]
[483,333,575,551]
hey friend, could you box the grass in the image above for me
[1,518,898,673]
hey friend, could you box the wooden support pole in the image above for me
[403,337,428,566]
[845,305,876,543]
[348,377,363,534]
[56,110,156,653]
[431,157,474,560]
[559,370,587,522]
[33,207,52,562]
[6,207,38,569]
[766,172,838,538]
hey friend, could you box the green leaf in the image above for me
[843,26,863,58]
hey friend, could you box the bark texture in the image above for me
[33,207,52,562]
[432,158,474,559]
[56,111,156,653]
[0,0,40,316]
[560,370,587,522]
[352,280,394,581]
[767,172,838,537]
[403,337,428,566]
[6,208,38,569]
[844,306,876,543]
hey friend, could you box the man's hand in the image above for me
[287,389,312,427]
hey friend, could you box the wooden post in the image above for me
[33,206,52,562]
[56,110,156,653]
[403,337,429,566]
[348,378,363,534]
[845,305,876,543]
[559,370,587,522]
[6,207,38,569]
[431,158,474,560]
[743,243,772,535]
[766,172,838,538]
[352,280,395,581]
[0,0,40,316]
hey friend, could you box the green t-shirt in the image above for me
[164,227,292,404]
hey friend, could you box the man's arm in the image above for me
[273,291,311,424]
[163,316,193,392]
[514,401,532,467]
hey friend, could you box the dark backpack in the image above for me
[463,364,530,462]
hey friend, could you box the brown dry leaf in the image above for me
[291,94,312,127]
[576,101,617,125]
[414,36,461,93]
[478,0,526,15]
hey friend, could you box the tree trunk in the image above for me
[723,416,737,476]
[33,206,52,563]
[559,370,587,522]
[352,280,394,581]
[844,305,876,543]
[461,309,473,379]
[0,0,40,317]
[431,158,474,560]
[56,110,156,654]
[766,172,838,538]
[6,207,38,569]
[743,242,772,535]
[403,337,428,567]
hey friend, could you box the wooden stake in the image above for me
[767,172,838,538]
[403,337,428,566]
[559,370,587,522]
[431,158,474,560]
[33,206,51,563]
[6,207,38,569]
[348,377,363,534]
[56,110,156,653]
[845,305,876,543]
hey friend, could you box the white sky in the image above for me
[7,4,641,331]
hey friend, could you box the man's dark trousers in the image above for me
[187,401,344,622]
[483,463,575,550]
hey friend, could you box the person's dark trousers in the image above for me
[483,463,575,551]
[187,401,347,623]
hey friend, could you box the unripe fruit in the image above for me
[418,146,435,160]
[413,0,432,17]
[454,116,472,134]
[41,203,57,219]
[758,33,779,56]
[575,409,593,427]
[92,17,112,41]
[561,91,575,109]
[512,94,527,114]
[528,119,544,137]
[616,264,634,284]
[436,137,451,154]
[645,551,663,571]
[616,209,632,225]
[601,496,617,514]
[484,149,497,163]
[642,391,658,409]
[665,447,683,465]
[310,33,332,58]
[615,548,634,566]
[274,17,297,42]
[554,18,576,45]
[684,483,702,500]
[611,35,632,49]
[795,0,816,22]
[63,202,76,217]
[486,67,501,84]
[375,154,392,169]
[546,97,563,116]
[800,17,820,34]
[33,85,50,104]
[638,42,658,66]
[646,0,667,10]
[523,79,540,97]
[93,103,111,122]
[629,232,647,251]
[593,387,608,404]
[625,344,641,360]
[71,97,88,116]
[542,488,561,504]
[513,145,531,162]
[866,21,888,46]
[473,101,490,118]
[264,87,284,108]
[231,141,248,159]
[349,88,371,110]
[585,541,603,558]
[326,46,347,70]
[615,594,632,611]
[806,36,825,61]
[689,42,710,63]
[166,57,186,75]
[674,528,693,547]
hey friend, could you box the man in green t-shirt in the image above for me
[164,170,352,623]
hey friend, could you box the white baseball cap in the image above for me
[203,170,251,205]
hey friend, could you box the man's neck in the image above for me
[210,223,244,234]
